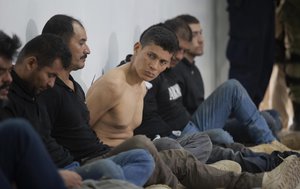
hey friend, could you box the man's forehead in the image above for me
[146,45,172,61]
[72,22,87,40]
[0,56,13,68]
[189,23,202,32]
[144,43,172,53]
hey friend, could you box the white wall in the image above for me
[0,0,228,95]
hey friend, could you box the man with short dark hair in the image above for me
[0,31,67,189]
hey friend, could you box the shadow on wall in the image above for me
[26,19,38,43]
[103,32,119,74]
[102,25,141,74]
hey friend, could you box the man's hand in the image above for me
[59,170,82,189]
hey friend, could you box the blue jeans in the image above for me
[182,122,234,144]
[224,110,282,143]
[0,119,66,189]
[77,149,154,187]
[188,79,276,144]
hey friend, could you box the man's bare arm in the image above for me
[86,72,123,127]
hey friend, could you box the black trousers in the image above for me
[226,0,275,107]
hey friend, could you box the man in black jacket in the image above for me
[0,30,68,189]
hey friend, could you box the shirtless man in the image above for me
[86,24,172,147]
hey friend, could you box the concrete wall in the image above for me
[0,0,229,95]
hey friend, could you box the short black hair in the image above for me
[139,23,179,54]
[176,14,200,25]
[164,17,192,42]
[16,34,71,69]
[42,14,84,44]
[0,30,21,60]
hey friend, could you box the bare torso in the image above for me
[86,64,146,147]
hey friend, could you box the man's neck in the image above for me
[58,69,74,90]
[184,54,195,64]
[125,62,144,86]
[13,65,28,81]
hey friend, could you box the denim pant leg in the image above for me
[107,149,155,187]
[183,121,234,144]
[0,119,66,189]
[75,159,125,180]
[190,79,275,144]
[224,110,281,143]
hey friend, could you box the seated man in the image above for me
[133,16,290,153]
[173,14,281,144]
[0,30,67,189]
[0,32,154,187]
[86,21,300,188]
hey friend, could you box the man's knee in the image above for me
[153,137,182,151]
[0,118,35,139]
[130,135,158,154]
[178,133,213,163]
[226,79,243,90]
[204,129,234,145]
[121,149,155,165]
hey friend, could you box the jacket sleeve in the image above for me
[134,78,172,140]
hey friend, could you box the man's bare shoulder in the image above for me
[87,67,126,97]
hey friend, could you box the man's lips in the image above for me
[145,71,155,78]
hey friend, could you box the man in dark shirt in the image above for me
[135,17,300,174]
[0,30,68,189]
[138,16,278,146]
[2,34,74,166]
[173,14,282,144]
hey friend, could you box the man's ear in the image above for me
[24,56,38,71]
[133,42,141,53]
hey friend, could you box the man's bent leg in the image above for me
[100,135,180,188]
[159,149,263,189]
[0,119,66,189]
[75,158,125,180]
[107,149,155,186]
[190,79,275,144]
[177,132,213,163]
[207,145,277,173]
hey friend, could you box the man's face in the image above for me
[29,58,64,94]
[170,37,191,67]
[68,22,90,71]
[0,56,13,100]
[134,43,173,81]
[188,23,204,57]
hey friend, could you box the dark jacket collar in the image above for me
[55,75,79,93]
[181,57,195,67]
[10,70,37,101]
